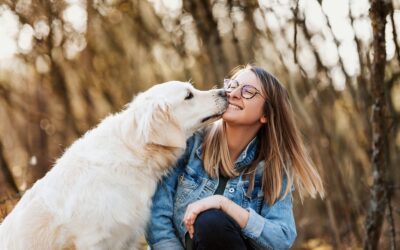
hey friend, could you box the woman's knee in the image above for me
[192,209,249,250]
[193,209,239,238]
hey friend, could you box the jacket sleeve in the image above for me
[242,188,297,250]
[145,137,195,250]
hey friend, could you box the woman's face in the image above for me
[222,69,267,127]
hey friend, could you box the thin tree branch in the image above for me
[319,3,359,103]
[390,3,400,67]
[227,0,245,65]
[293,0,299,64]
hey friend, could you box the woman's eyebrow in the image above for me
[237,81,258,88]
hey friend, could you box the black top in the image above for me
[214,173,229,195]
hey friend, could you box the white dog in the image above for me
[0,81,227,250]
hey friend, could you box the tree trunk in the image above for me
[364,0,390,249]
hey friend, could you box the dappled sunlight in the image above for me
[0,0,399,249]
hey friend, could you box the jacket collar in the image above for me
[195,137,258,170]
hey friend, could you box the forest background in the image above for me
[0,0,399,249]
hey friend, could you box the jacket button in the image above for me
[228,188,235,193]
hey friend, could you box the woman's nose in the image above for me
[228,87,241,99]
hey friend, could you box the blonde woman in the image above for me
[146,65,324,250]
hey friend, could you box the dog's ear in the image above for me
[135,99,186,148]
[149,107,186,148]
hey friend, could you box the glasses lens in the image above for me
[223,79,230,89]
[224,79,238,91]
[241,85,257,99]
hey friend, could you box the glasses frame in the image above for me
[223,78,266,100]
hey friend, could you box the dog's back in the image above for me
[0,114,162,249]
[0,81,227,249]
[0,180,63,249]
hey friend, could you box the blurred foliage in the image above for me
[0,0,399,249]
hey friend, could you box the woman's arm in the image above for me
[183,191,296,250]
[183,195,249,238]
[145,134,198,250]
[241,192,296,250]
[220,197,250,228]
[146,162,185,250]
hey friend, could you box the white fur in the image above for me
[0,81,227,250]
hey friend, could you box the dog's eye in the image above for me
[185,91,194,100]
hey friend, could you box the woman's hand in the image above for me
[183,195,227,238]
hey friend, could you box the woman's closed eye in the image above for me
[243,88,255,95]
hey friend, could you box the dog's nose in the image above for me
[217,89,227,97]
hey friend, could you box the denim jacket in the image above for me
[146,130,297,250]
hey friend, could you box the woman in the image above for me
[146,65,324,250]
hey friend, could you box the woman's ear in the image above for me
[260,115,267,124]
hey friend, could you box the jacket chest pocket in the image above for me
[175,172,200,204]
[242,182,264,213]
[243,189,264,213]
[254,190,265,213]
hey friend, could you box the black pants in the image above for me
[185,209,254,250]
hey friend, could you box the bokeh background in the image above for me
[0,0,399,249]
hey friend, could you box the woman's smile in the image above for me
[227,103,243,110]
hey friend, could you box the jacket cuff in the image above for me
[151,238,184,250]
[242,207,265,238]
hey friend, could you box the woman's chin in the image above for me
[221,112,237,123]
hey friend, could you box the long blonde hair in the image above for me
[203,65,324,205]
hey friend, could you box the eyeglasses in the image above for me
[223,79,266,100]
